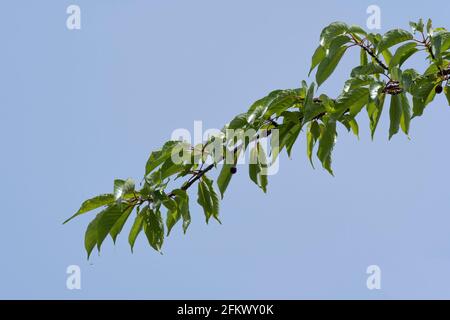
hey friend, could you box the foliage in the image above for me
[65,19,450,258]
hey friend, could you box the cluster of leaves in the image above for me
[65,19,450,258]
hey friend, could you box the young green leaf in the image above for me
[114,178,135,201]
[319,22,349,48]
[63,194,115,224]
[309,46,326,76]
[145,141,180,175]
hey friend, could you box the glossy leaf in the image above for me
[377,29,413,53]
[320,22,349,48]
[390,42,418,69]
[114,178,135,201]
[316,46,347,87]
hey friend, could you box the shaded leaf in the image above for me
[109,204,135,244]
[317,117,336,175]
[128,208,145,252]
[144,209,164,252]
[389,94,402,139]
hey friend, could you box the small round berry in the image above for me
[435,84,443,94]
[230,166,237,174]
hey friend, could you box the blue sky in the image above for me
[1,0,450,299]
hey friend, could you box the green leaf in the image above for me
[97,204,131,251]
[389,94,402,139]
[162,196,179,236]
[335,87,369,116]
[412,96,426,118]
[228,113,249,130]
[303,83,326,124]
[381,48,393,66]
[309,46,326,76]
[172,189,191,234]
[445,86,450,106]
[317,117,336,175]
[284,124,302,157]
[366,94,385,139]
[360,48,368,66]
[197,175,220,223]
[249,143,268,192]
[350,63,385,77]
[145,141,180,175]
[349,25,367,37]
[409,19,424,33]
[128,209,145,253]
[320,22,349,48]
[144,209,164,252]
[217,164,233,199]
[265,92,297,117]
[64,194,115,224]
[109,204,135,244]
[160,159,188,181]
[400,93,411,135]
[84,213,102,259]
[426,19,433,36]
[389,42,418,69]
[438,32,450,52]
[316,45,347,87]
[276,121,302,158]
[410,77,435,99]
[348,118,359,138]
[377,29,413,53]
[114,178,135,200]
[306,121,321,167]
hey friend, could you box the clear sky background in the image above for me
[1,0,450,299]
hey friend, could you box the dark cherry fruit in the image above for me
[230,166,237,174]
[435,84,443,94]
